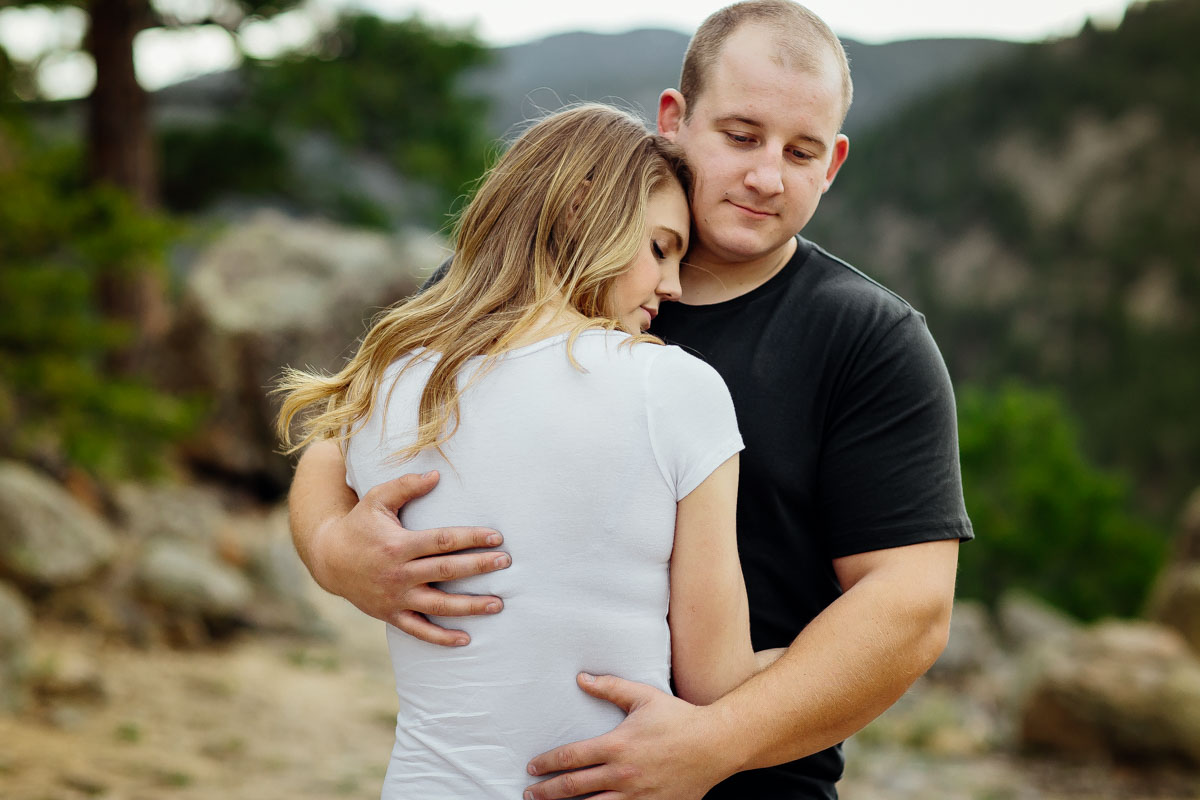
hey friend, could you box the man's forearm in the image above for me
[706,541,958,774]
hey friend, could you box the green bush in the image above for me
[956,383,1167,620]
[159,121,290,212]
[0,121,199,477]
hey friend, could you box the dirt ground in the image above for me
[3,590,1199,800]
[0,592,398,800]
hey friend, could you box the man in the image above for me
[288,3,972,798]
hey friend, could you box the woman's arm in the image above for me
[668,454,757,705]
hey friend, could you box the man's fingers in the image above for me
[407,550,511,585]
[408,525,504,558]
[525,737,610,784]
[407,585,504,618]
[523,766,626,800]
[362,471,441,513]
[576,672,659,714]
[391,609,471,647]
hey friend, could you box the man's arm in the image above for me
[523,538,958,799]
[289,439,511,646]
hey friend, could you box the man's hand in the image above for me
[289,441,510,646]
[523,673,737,800]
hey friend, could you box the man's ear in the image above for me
[821,134,850,193]
[657,89,686,139]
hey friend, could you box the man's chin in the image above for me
[697,229,794,265]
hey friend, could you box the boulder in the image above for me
[29,644,106,703]
[1148,487,1200,654]
[1175,486,1200,563]
[0,581,32,712]
[858,678,1004,756]
[928,600,1003,681]
[166,211,446,491]
[1018,620,1200,767]
[135,540,254,620]
[1149,564,1200,655]
[996,590,1079,650]
[224,505,327,635]
[0,461,116,588]
[111,481,230,545]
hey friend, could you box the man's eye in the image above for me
[790,149,813,161]
[726,133,752,144]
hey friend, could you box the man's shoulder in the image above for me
[792,237,923,331]
[796,235,916,311]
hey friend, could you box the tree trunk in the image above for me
[85,0,169,369]
[86,0,156,207]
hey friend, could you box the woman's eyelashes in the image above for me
[652,240,665,260]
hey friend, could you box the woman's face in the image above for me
[611,183,690,332]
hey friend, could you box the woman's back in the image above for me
[345,330,740,797]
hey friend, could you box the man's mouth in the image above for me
[728,200,775,218]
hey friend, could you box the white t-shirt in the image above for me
[345,329,742,799]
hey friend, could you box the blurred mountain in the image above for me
[134,25,1019,228]
[803,0,1200,516]
[151,27,1020,142]
[467,29,1020,138]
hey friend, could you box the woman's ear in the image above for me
[566,178,592,224]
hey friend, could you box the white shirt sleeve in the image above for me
[644,345,744,501]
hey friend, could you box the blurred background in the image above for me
[0,0,1197,797]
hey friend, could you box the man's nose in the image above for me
[744,151,784,196]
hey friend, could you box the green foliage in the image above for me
[0,121,199,477]
[956,383,1166,620]
[159,121,289,211]
[806,0,1200,518]
[243,13,491,224]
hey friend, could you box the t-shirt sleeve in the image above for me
[645,346,744,501]
[821,310,974,557]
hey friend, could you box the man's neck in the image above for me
[678,237,798,306]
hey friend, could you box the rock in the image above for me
[1148,487,1200,654]
[858,679,1003,757]
[1175,486,1200,562]
[1018,620,1200,766]
[0,581,32,712]
[235,506,327,635]
[30,646,106,703]
[1149,564,1200,655]
[996,590,1079,650]
[111,481,230,544]
[928,600,1002,681]
[165,211,446,491]
[135,540,254,619]
[0,461,116,588]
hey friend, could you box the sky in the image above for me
[0,0,1148,99]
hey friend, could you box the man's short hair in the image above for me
[680,1,853,126]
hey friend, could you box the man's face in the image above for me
[661,24,849,268]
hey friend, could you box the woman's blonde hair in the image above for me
[275,103,691,461]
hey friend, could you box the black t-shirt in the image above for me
[652,236,973,799]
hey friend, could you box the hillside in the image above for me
[804,0,1199,515]
[469,29,1019,138]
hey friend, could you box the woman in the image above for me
[276,104,757,798]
